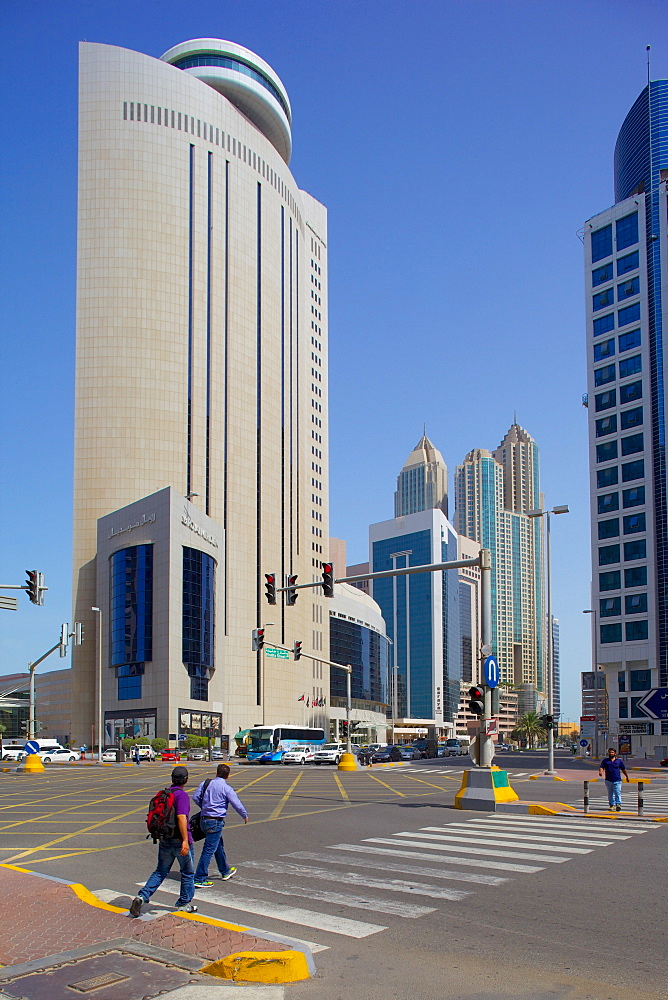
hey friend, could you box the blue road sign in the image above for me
[637,688,668,720]
[483,655,500,688]
[579,739,589,747]
[24,740,40,754]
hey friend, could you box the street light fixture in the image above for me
[91,607,103,762]
[527,504,569,776]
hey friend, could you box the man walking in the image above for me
[598,747,630,812]
[129,766,197,916]
[193,763,248,888]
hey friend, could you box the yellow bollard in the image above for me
[23,754,45,773]
[337,752,357,772]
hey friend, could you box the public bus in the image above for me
[246,725,326,763]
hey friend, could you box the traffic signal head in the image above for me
[285,574,298,606]
[468,685,485,717]
[541,714,554,730]
[293,640,303,660]
[251,628,265,652]
[74,622,84,645]
[264,573,277,605]
[322,562,335,598]
[59,623,69,658]
[25,570,39,604]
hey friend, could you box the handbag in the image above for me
[189,778,212,841]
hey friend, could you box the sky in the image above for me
[1,0,666,724]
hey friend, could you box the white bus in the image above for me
[246,725,326,763]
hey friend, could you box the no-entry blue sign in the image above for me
[24,740,40,754]
[483,655,500,688]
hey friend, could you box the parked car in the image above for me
[211,748,228,760]
[36,745,65,760]
[282,745,315,765]
[370,744,418,763]
[160,749,180,762]
[133,744,156,761]
[313,743,347,765]
[1,746,27,762]
[660,757,668,767]
[101,747,125,762]
[41,748,80,763]
[187,748,207,761]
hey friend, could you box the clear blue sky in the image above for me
[1,0,665,723]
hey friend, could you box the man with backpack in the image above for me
[129,765,198,917]
[192,763,248,888]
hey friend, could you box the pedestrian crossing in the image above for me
[571,782,668,817]
[104,811,658,955]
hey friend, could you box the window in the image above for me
[626,622,648,642]
[597,467,619,488]
[619,355,642,379]
[190,676,209,701]
[630,696,646,716]
[593,313,615,337]
[600,596,621,616]
[618,697,628,717]
[599,570,621,591]
[621,433,643,456]
[592,262,614,286]
[594,339,615,362]
[618,329,641,352]
[117,664,142,701]
[596,415,617,437]
[617,276,640,301]
[598,518,619,539]
[593,289,614,311]
[620,406,643,429]
[619,382,642,405]
[616,212,638,250]
[596,441,618,464]
[595,389,616,411]
[601,623,622,643]
[598,492,619,513]
[110,545,153,667]
[623,486,645,507]
[618,671,626,692]
[599,544,620,565]
[618,303,640,327]
[621,459,644,482]
[623,512,646,534]
[624,539,646,560]
[617,250,639,275]
[625,593,648,615]
[625,566,647,587]
[183,547,216,672]
[594,364,616,387]
[591,224,613,262]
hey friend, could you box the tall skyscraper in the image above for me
[394,434,448,518]
[454,423,545,696]
[71,39,329,743]
[584,80,668,748]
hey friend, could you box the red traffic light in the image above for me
[322,562,334,598]
[264,572,277,605]
[468,685,485,717]
[293,640,302,660]
[286,573,298,606]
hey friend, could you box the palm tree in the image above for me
[512,712,546,749]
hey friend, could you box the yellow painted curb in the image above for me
[528,804,561,815]
[70,883,128,914]
[529,774,568,781]
[175,910,250,933]
[1,864,37,874]
[201,950,310,984]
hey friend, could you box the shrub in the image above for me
[151,738,168,751]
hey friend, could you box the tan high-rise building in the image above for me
[394,435,448,518]
[72,39,329,744]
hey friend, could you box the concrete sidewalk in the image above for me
[0,865,312,996]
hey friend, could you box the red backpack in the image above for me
[146,787,177,843]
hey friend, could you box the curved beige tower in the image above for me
[72,40,329,743]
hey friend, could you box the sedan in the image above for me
[211,748,228,760]
[1,747,26,762]
[282,745,315,765]
[187,749,207,760]
[101,747,125,762]
[42,748,80,763]
[371,745,416,763]
[160,750,180,762]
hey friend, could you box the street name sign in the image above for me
[483,655,500,688]
[265,647,290,659]
[637,688,668,720]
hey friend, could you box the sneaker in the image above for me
[608,806,615,811]
[174,901,198,912]
[194,879,214,888]
[616,805,622,811]
[220,867,237,881]
[129,895,144,918]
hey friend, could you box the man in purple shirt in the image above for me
[130,766,198,916]
[193,763,248,888]
[599,748,630,811]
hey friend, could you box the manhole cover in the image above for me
[0,949,199,999]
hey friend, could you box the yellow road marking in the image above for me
[0,784,158,833]
[268,772,303,820]
[333,773,351,803]
[235,770,275,794]
[364,773,406,796]
[2,800,149,862]
[397,773,456,790]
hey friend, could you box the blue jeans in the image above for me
[194,817,231,880]
[139,839,195,905]
[606,779,622,807]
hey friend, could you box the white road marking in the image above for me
[329,842,544,873]
[146,884,387,938]
[471,819,634,839]
[240,860,471,901]
[440,824,614,847]
[364,836,568,863]
[233,875,436,918]
[285,850,509,885]
[394,830,592,855]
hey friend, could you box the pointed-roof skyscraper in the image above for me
[394,434,448,518]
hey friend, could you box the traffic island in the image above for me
[337,752,357,771]
[21,753,45,773]
[454,768,519,811]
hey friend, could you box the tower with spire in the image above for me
[394,433,448,518]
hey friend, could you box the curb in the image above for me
[529,774,568,781]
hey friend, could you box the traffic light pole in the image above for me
[477,550,495,768]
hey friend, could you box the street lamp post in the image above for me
[583,608,601,757]
[527,504,569,777]
[260,623,275,726]
[386,635,396,744]
[91,607,103,762]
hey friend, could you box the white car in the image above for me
[102,747,125,762]
[281,745,315,765]
[313,743,348,765]
[1,747,26,762]
[133,744,156,760]
[41,748,80,763]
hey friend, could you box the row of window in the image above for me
[598,486,645,512]
[600,593,647,616]
[600,566,647,590]
[597,460,644,488]
[599,540,646,564]
[594,329,641,361]
[592,276,640,311]
[618,668,650,691]
[601,620,648,643]
[591,212,639,263]
[594,354,642,386]
[618,696,651,718]
[592,251,639,286]
[595,380,642,411]
[595,407,643,438]
[596,433,644,462]
[593,302,640,336]
[598,513,646,538]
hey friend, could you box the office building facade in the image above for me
[584,79,668,746]
[72,39,329,743]
[394,435,448,518]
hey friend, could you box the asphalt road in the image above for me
[0,752,664,999]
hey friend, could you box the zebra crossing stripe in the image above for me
[394,830,592,855]
[441,824,614,848]
[365,836,568,864]
[240,860,470,901]
[285,850,509,885]
[233,875,436,918]
[331,842,544,873]
[470,819,633,839]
